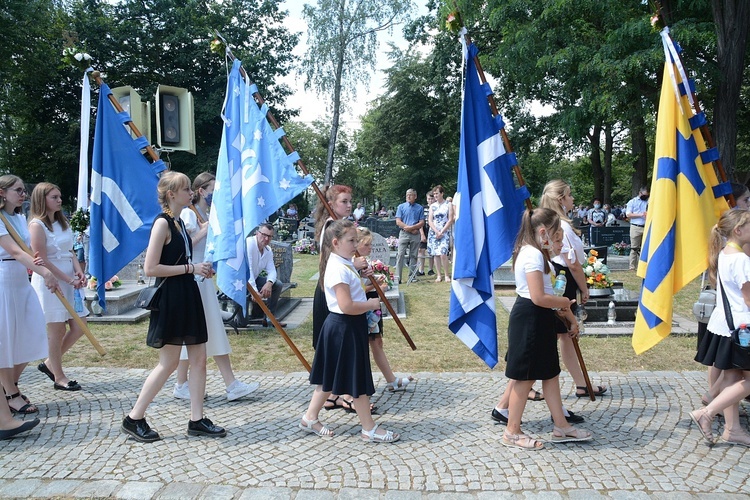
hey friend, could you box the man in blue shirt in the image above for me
[395,188,424,283]
[626,186,649,271]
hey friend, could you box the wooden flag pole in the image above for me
[216,37,416,351]
[246,284,311,372]
[0,211,106,356]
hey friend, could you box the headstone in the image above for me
[369,232,390,265]
[376,218,399,238]
[270,241,293,283]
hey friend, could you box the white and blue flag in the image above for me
[206,59,313,313]
[448,43,530,369]
[89,83,167,310]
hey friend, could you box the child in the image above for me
[300,219,400,443]
[692,209,750,446]
[357,227,414,391]
[502,208,592,450]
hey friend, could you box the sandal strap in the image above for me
[5,392,20,401]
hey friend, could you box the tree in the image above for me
[302,0,412,185]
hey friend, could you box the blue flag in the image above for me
[448,44,530,368]
[206,59,314,312]
[89,83,167,309]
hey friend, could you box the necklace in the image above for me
[727,241,744,252]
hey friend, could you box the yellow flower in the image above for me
[590,249,598,257]
[588,256,597,264]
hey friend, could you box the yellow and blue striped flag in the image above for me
[632,30,730,354]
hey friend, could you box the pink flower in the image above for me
[105,281,113,290]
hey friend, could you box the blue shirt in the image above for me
[626,197,648,225]
[396,201,424,227]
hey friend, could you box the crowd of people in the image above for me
[6,170,750,450]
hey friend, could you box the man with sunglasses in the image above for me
[244,223,285,327]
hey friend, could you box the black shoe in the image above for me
[552,411,585,424]
[37,362,55,382]
[54,380,82,391]
[121,416,160,443]
[417,271,425,276]
[187,417,226,438]
[0,418,40,440]
[427,270,435,276]
[490,408,508,424]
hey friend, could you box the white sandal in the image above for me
[387,376,414,392]
[298,414,333,437]
[361,423,400,443]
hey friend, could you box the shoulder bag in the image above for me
[718,273,750,370]
[135,251,184,311]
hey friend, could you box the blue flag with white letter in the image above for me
[89,83,167,309]
[206,59,313,313]
[448,44,530,369]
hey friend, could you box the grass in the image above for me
[62,253,705,374]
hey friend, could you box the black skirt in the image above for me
[309,313,375,398]
[695,328,750,370]
[505,296,560,381]
[312,284,328,349]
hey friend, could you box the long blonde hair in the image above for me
[709,209,750,285]
[539,179,578,234]
[30,182,69,231]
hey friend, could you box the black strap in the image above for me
[718,272,735,331]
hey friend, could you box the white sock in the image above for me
[494,407,509,418]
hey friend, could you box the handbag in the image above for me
[134,250,184,311]
[718,274,750,370]
[693,271,715,324]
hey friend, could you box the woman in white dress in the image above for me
[0,175,58,415]
[174,172,258,402]
[29,182,88,391]
[427,185,454,282]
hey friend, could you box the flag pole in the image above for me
[246,284,311,372]
[652,4,735,207]
[215,36,417,351]
[0,211,106,356]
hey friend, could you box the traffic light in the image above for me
[155,85,196,154]
[111,86,151,145]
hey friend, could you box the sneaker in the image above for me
[226,380,260,401]
[173,382,207,400]
[187,417,226,438]
[121,416,160,443]
[416,271,425,276]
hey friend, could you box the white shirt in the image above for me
[324,252,367,314]
[707,251,750,337]
[514,245,554,299]
[353,207,365,221]
[626,197,649,225]
[0,212,29,259]
[245,234,277,291]
[552,220,585,267]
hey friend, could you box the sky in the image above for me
[279,0,431,128]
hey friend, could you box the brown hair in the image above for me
[191,172,215,204]
[708,209,750,285]
[0,174,24,214]
[29,182,69,231]
[511,208,561,274]
[318,219,356,288]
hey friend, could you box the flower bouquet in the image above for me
[370,259,394,289]
[293,238,317,255]
[89,275,122,291]
[69,208,90,234]
[609,241,631,256]
[584,249,613,289]
[386,236,398,250]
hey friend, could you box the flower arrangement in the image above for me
[293,238,317,255]
[584,249,613,289]
[209,37,226,55]
[445,10,462,32]
[370,259,394,288]
[274,218,291,240]
[609,241,631,256]
[386,236,398,250]
[62,46,93,70]
[88,275,121,291]
[69,208,90,233]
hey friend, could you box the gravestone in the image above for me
[270,241,293,283]
[369,232,390,265]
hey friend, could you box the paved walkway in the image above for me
[2,295,746,499]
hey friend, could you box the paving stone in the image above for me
[115,481,163,499]
[155,482,204,499]
[199,484,240,499]
[0,479,43,498]
[29,479,80,497]
[72,479,121,498]
[239,487,295,499]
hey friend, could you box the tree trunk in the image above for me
[630,113,649,196]
[711,0,750,179]
[603,124,613,205]
[324,45,347,186]
[589,123,603,201]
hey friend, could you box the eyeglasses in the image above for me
[12,187,26,195]
[257,231,274,239]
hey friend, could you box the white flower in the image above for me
[83,53,92,60]
[585,265,594,275]
[593,261,602,271]
[74,53,83,61]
